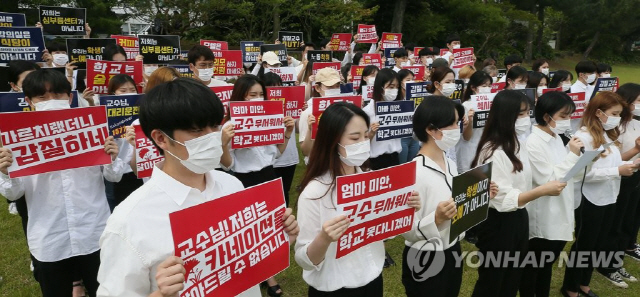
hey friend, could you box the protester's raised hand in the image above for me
[82,88,95,105]
[284,116,295,135]
[222,124,235,147]
[320,215,350,242]
[542,180,567,196]
[103,136,119,161]
[84,23,91,38]
[435,198,456,225]
[568,137,584,156]
[307,115,316,130]
[154,256,185,297]
[0,148,13,176]
[125,126,136,146]
[489,181,499,199]
[407,191,421,212]
[282,207,299,241]
[42,49,53,66]
[65,63,77,77]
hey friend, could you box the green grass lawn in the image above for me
[2,55,640,296]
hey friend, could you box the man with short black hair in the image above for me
[571,60,598,94]
[392,48,410,72]
[188,45,229,87]
[498,54,523,82]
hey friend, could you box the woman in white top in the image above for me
[470,90,567,297]
[562,91,640,297]
[457,71,493,173]
[295,102,420,296]
[427,67,462,162]
[364,68,403,170]
[402,95,497,297]
[519,92,583,297]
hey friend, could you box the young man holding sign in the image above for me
[0,69,124,297]
[96,78,299,297]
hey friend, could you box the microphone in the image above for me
[564,130,585,153]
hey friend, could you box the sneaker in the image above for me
[625,248,640,262]
[7,202,18,215]
[618,267,638,282]
[383,251,395,268]
[635,243,640,250]
[30,261,34,272]
[602,271,629,288]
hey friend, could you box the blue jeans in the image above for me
[399,137,420,163]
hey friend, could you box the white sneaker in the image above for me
[30,261,34,272]
[8,202,18,215]
[603,271,629,288]
[618,267,638,282]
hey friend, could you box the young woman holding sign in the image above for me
[295,102,421,296]
[397,69,420,164]
[402,95,497,297]
[470,90,568,297]
[457,71,493,173]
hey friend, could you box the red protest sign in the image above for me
[210,85,234,118]
[312,62,341,76]
[86,59,143,94]
[336,162,416,258]
[111,35,139,61]
[134,124,163,178]
[491,82,505,93]
[229,101,285,149]
[542,87,563,94]
[267,86,305,119]
[170,179,289,297]
[0,106,111,178]
[402,65,427,82]
[329,33,352,51]
[264,67,296,82]
[362,85,374,104]
[413,47,424,64]
[212,50,243,76]
[200,40,229,51]
[357,24,378,43]
[568,92,587,119]
[440,48,449,57]
[380,33,402,49]
[351,65,365,90]
[452,47,474,69]
[311,96,362,139]
[361,53,382,69]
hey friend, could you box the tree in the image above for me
[390,0,407,33]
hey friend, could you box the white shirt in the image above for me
[526,126,580,241]
[298,106,312,164]
[0,160,125,262]
[274,126,300,168]
[573,127,628,207]
[620,119,640,162]
[477,142,532,212]
[363,102,403,158]
[207,78,232,87]
[294,170,384,292]
[403,154,462,250]
[222,121,282,173]
[115,138,134,174]
[97,162,260,297]
[456,101,484,172]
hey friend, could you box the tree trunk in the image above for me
[272,4,281,42]
[583,31,600,59]
[390,0,407,33]
[535,4,545,55]
[525,21,534,61]
[555,26,561,51]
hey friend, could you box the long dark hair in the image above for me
[427,66,454,93]
[471,90,530,172]
[300,102,370,195]
[226,74,267,120]
[108,74,137,94]
[617,83,640,129]
[548,70,573,89]
[356,65,379,95]
[462,71,492,103]
[372,68,398,102]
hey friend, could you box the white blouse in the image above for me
[363,101,403,158]
[456,100,485,173]
[620,119,640,162]
[222,121,281,173]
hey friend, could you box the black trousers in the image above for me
[274,164,296,206]
[37,250,100,297]
[308,273,382,297]
[402,242,462,297]
[369,152,399,170]
[519,238,567,297]
[113,172,144,209]
[621,172,640,250]
[234,166,277,188]
[562,196,616,292]
[472,208,529,297]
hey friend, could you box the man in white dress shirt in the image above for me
[96,78,299,297]
[188,45,231,87]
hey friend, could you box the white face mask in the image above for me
[541,68,549,76]
[34,99,71,111]
[452,44,461,49]
[400,61,411,67]
[585,73,596,84]
[599,111,621,131]
[339,140,370,167]
[426,58,434,65]
[366,77,375,86]
[119,92,138,96]
[633,104,640,116]
[384,88,398,101]
[323,88,341,97]
[601,73,611,78]
[562,82,571,92]
[434,128,460,151]
[164,131,223,174]
[515,116,531,136]
[144,66,158,76]
[514,83,527,90]
[52,54,68,66]
[478,86,492,94]
[440,83,456,97]
[537,86,546,97]
[549,117,571,135]
[197,68,214,82]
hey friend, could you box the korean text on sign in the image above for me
[568,92,586,120]
[229,101,285,149]
[111,35,139,61]
[170,179,289,297]
[380,32,402,49]
[375,101,414,141]
[240,41,263,63]
[264,67,295,82]
[311,96,363,139]
[134,125,164,179]
[328,33,352,51]
[200,40,229,51]
[361,53,383,69]
[212,50,243,76]
[267,86,305,119]
[99,94,141,138]
[39,6,86,36]
[336,162,416,258]
[0,106,111,178]
[449,162,492,244]
[357,24,378,43]
[0,27,45,63]
[405,82,430,108]
[0,12,26,27]
[66,38,116,63]
[87,59,143,94]
[452,47,474,69]
[469,93,497,128]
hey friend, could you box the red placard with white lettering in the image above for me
[569,92,586,120]
[170,179,289,297]
[336,162,416,258]
[212,50,243,76]
[267,86,305,119]
[328,33,352,51]
[311,96,362,139]
[491,82,505,93]
[86,59,143,94]
[452,47,474,69]
[413,47,424,64]
[351,65,365,90]
[361,53,382,69]
[264,67,296,82]
[229,101,285,149]
[312,62,341,76]
[402,65,427,82]
[380,32,402,49]
[357,24,378,43]
[0,106,110,178]
[440,48,449,57]
[111,35,139,61]
[200,40,229,51]
[210,85,234,117]
[134,124,163,178]
[542,87,563,94]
